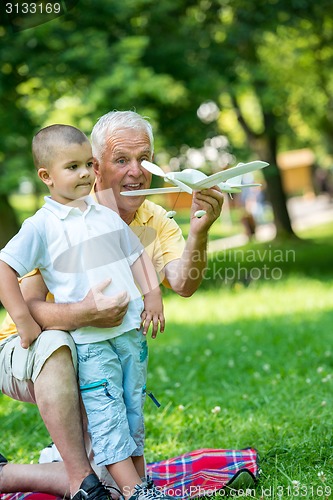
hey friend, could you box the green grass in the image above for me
[1,223,333,498]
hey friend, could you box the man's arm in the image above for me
[164,187,223,297]
[22,272,130,331]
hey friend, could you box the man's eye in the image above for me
[117,158,126,165]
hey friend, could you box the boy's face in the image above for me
[39,141,95,205]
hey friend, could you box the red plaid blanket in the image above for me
[147,448,258,497]
[0,495,59,500]
[0,447,259,500]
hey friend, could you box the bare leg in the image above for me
[132,455,145,480]
[0,462,68,496]
[34,346,95,496]
[107,458,142,500]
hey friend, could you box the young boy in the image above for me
[0,125,170,500]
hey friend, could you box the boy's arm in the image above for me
[131,251,165,339]
[0,261,41,348]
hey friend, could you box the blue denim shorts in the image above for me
[77,329,148,466]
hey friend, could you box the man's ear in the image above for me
[93,158,100,177]
[38,167,53,187]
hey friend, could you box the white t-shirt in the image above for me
[0,196,144,343]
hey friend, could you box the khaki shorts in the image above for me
[0,330,77,403]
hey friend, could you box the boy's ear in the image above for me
[38,167,53,187]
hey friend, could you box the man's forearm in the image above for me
[27,280,130,331]
[165,231,208,297]
[27,299,89,331]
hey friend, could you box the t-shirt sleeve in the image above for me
[135,203,186,287]
[156,215,185,269]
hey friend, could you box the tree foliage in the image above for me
[1,0,333,241]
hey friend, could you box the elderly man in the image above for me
[0,111,223,499]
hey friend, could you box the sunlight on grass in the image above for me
[1,222,333,497]
[163,277,333,326]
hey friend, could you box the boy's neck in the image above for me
[50,196,88,212]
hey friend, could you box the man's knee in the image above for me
[32,330,78,381]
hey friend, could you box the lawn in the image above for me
[1,223,333,499]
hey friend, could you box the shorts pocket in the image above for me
[80,379,116,400]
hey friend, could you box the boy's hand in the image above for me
[141,289,165,338]
[17,316,42,349]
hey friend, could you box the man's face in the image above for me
[95,128,153,217]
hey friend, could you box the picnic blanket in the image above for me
[0,447,259,499]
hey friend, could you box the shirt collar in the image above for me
[43,195,101,220]
[92,183,153,227]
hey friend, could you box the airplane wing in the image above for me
[227,183,262,188]
[191,161,269,189]
[141,160,166,177]
[120,187,182,196]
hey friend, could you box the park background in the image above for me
[1,1,333,498]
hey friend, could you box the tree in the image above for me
[137,0,333,237]
[1,0,333,243]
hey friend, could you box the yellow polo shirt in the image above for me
[0,199,185,341]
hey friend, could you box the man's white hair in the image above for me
[91,110,154,161]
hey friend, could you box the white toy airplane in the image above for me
[121,159,269,218]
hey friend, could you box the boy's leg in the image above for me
[77,340,143,497]
[106,457,143,499]
[109,330,148,497]
[119,330,148,479]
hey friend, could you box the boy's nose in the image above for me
[80,167,90,177]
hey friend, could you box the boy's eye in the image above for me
[68,164,77,170]
[87,161,94,168]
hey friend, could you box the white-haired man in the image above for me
[0,111,223,499]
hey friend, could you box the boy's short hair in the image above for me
[32,124,89,170]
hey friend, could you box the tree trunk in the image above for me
[263,163,296,239]
[0,194,20,248]
[233,97,297,239]
[252,138,296,239]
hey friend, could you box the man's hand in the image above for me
[191,187,224,233]
[79,279,130,328]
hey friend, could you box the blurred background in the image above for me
[1,0,333,247]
